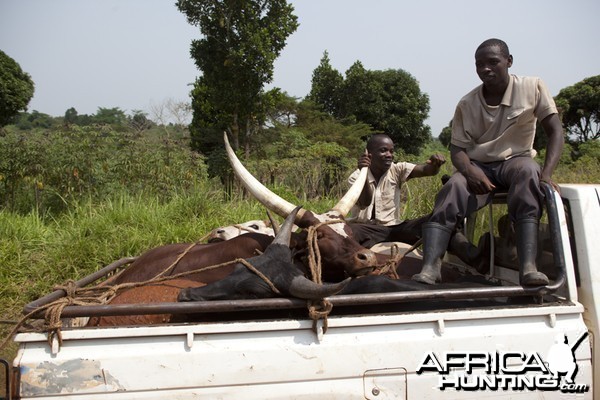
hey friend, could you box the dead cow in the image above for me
[178,206,350,302]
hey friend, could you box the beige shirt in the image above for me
[347,162,415,226]
[451,75,558,162]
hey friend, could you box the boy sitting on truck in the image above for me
[347,133,489,270]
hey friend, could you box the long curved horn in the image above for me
[332,167,368,217]
[224,133,305,221]
[271,206,301,246]
[288,276,351,300]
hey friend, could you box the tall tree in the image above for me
[64,107,79,125]
[307,51,344,116]
[371,68,431,154]
[177,0,299,159]
[309,58,432,154]
[94,107,127,126]
[438,122,452,148]
[554,75,600,143]
[0,50,35,127]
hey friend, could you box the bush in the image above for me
[0,125,207,214]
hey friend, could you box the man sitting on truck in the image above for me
[412,38,564,287]
[347,133,489,270]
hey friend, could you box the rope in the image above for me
[308,299,333,333]
[237,259,280,295]
[374,238,423,278]
[304,219,346,333]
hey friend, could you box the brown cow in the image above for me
[86,231,275,326]
[110,232,274,285]
[91,207,349,326]
[224,133,378,282]
[88,278,201,326]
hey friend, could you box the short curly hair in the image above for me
[366,134,392,152]
[476,38,510,58]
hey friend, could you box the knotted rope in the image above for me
[303,219,346,334]
[374,238,423,278]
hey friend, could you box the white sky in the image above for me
[1,0,599,137]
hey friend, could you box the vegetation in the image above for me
[0,50,35,127]
[555,75,600,143]
[0,124,204,214]
[308,53,432,154]
[176,0,299,159]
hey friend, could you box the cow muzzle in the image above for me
[351,249,379,276]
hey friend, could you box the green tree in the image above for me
[264,89,300,129]
[337,61,373,121]
[307,51,344,116]
[13,110,58,130]
[177,0,299,159]
[94,107,127,126]
[309,58,432,154]
[0,50,35,127]
[438,122,452,148]
[295,99,373,156]
[344,66,431,154]
[554,75,600,143]
[64,107,79,125]
[129,110,153,134]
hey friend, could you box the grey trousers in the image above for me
[429,155,543,229]
[349,214,431,248]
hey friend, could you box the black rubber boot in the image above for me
[448,231,492,274]
[516,218,549,286]
[412,222,453,285]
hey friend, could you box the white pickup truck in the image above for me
[3,183,599,399]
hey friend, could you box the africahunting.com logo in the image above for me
[416,332,589,393]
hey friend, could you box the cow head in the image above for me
[178,206,351,301]
[207,219,275,242]
[224,133,378,281]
